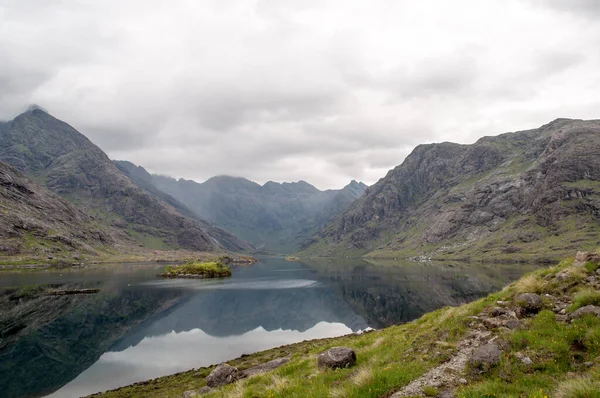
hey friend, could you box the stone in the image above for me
[459,378,467,385]
[182,391,198,398]
[206,363,240,388]
[490,307,507,317]
[241,356,291,378]
[575,251,600,266]
[469,343,502,371]
[317,347,356,369]
[197,387,214,395]
[584,361,594,367]
[569,305,600,320]
[515,293,543,314]
[521,356,533,365]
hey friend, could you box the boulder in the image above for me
[317,347,356,369]
[206,363,240,388]
[574,251,600,266]
[515,293,543,314]
[569,305,600,320]
[198,386,214,395]
[241,356,291,378]
[469,343,502,371]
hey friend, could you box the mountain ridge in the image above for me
[152,173,367,252]
[0,109,252,253]
[300,118,600,262]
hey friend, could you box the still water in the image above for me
[0,257,537,398]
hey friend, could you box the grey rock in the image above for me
[490,307,507,317]
[569,305,600,320]
[206,363,240,388]
[469,343,502,371]
[584,361,594,367]
[317,347,356,369]
[515,293,543,314]
[198,386,214,395]
[241,356,291,378]
[521,356,533,365]
[182,391,198,398]
[458,378,467,385]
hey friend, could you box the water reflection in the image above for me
[0,257,538,398]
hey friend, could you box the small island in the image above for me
[158,260,232,279]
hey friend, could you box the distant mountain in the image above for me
[114,161,252,252]
[301,118,600,262]
[0,161,129,260]
[0,109,251,253]
[152,174,367,253]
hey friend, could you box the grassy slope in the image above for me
[93,249,600,398]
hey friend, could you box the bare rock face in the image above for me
[469,343,502,371]
[317,347,357,369]
[515,293,543,314]
[569,305,600,320]
[206,363,240,388]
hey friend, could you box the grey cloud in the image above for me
[531,0,600,18]
[1,0,599,189]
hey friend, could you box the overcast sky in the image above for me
[1,0,599,189]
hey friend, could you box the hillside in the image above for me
[152,174,367,253]
[0,161,130,263]
[0,109,252,253]
[300,118,600,262]
[91,250,600,398]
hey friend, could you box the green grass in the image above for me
[160,261,232,278]
[569,289,600,312]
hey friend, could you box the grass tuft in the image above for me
[423,385,439,396]
[554,377,600,398]
[569,289,600,312]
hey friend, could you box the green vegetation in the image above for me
[159,260,232,278]
[93,249,600,398]
[569,289,600,312]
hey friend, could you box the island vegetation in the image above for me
[158,260,232,279]
[93,249,600,397]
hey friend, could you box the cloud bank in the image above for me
[1,0,599,189]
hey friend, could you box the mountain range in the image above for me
[300,118,600,262]
[1,107,599,263]
[150,173,367,252]
[0,108,251,255]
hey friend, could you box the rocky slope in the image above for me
[0,161,130,261]
[301,118,600,261]
[0,109,251,253]
[152,174,367,253]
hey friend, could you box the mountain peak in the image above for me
[26,104,49,114]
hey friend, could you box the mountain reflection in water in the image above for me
[0,257,538,398]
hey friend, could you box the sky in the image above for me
[1,0,599,189]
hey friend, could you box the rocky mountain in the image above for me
[113,161,252,252]
[0,109,251,253]
[300,118,600,262]
[0,161,130,260]
[152,174,367,253]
